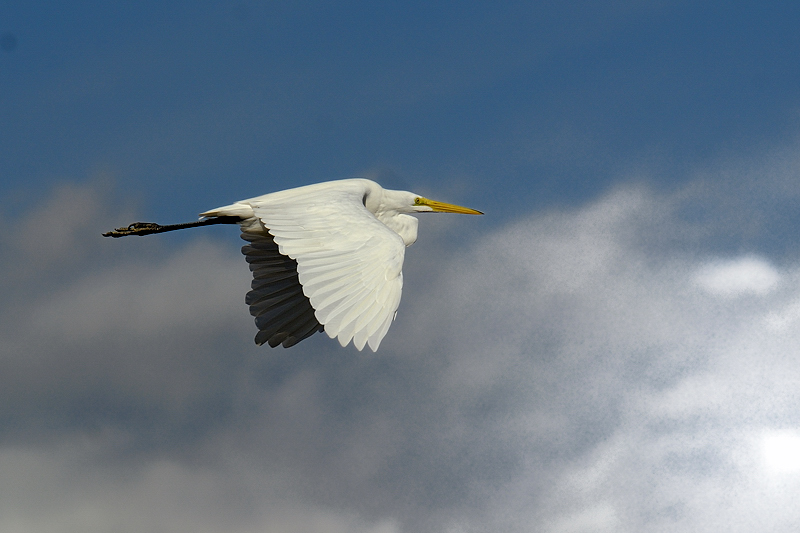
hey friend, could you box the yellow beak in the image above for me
[419,198,484,215]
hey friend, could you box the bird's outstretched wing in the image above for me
[241,231,324,348]
[248,187,405,351]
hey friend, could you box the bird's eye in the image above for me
[414,197,423,205]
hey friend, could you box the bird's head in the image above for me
[374,187,483,218]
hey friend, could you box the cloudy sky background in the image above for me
[2,2,800,532]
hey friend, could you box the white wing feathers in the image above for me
[246,186,405,351]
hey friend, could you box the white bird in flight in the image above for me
[105,179,483,351]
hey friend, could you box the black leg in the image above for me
[103,216,241,237]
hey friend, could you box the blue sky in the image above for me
[4,2,800,218]
[3,2,800,532]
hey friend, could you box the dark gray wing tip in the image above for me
[241,230,324,349]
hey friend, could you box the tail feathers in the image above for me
[200,203,255,219]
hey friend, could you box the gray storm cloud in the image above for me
[2,170,800,532]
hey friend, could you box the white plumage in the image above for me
[106,178,482,351]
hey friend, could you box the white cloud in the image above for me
[761,429,800,474]
[399,183,800,532]
[30,239,246,341]
[694,256,781,297]
[764,298,800,332]
[4,167,800,532]
[0,444,400,533]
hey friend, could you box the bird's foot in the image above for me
[102,222,163,237]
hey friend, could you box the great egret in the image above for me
[104,178,482,351]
